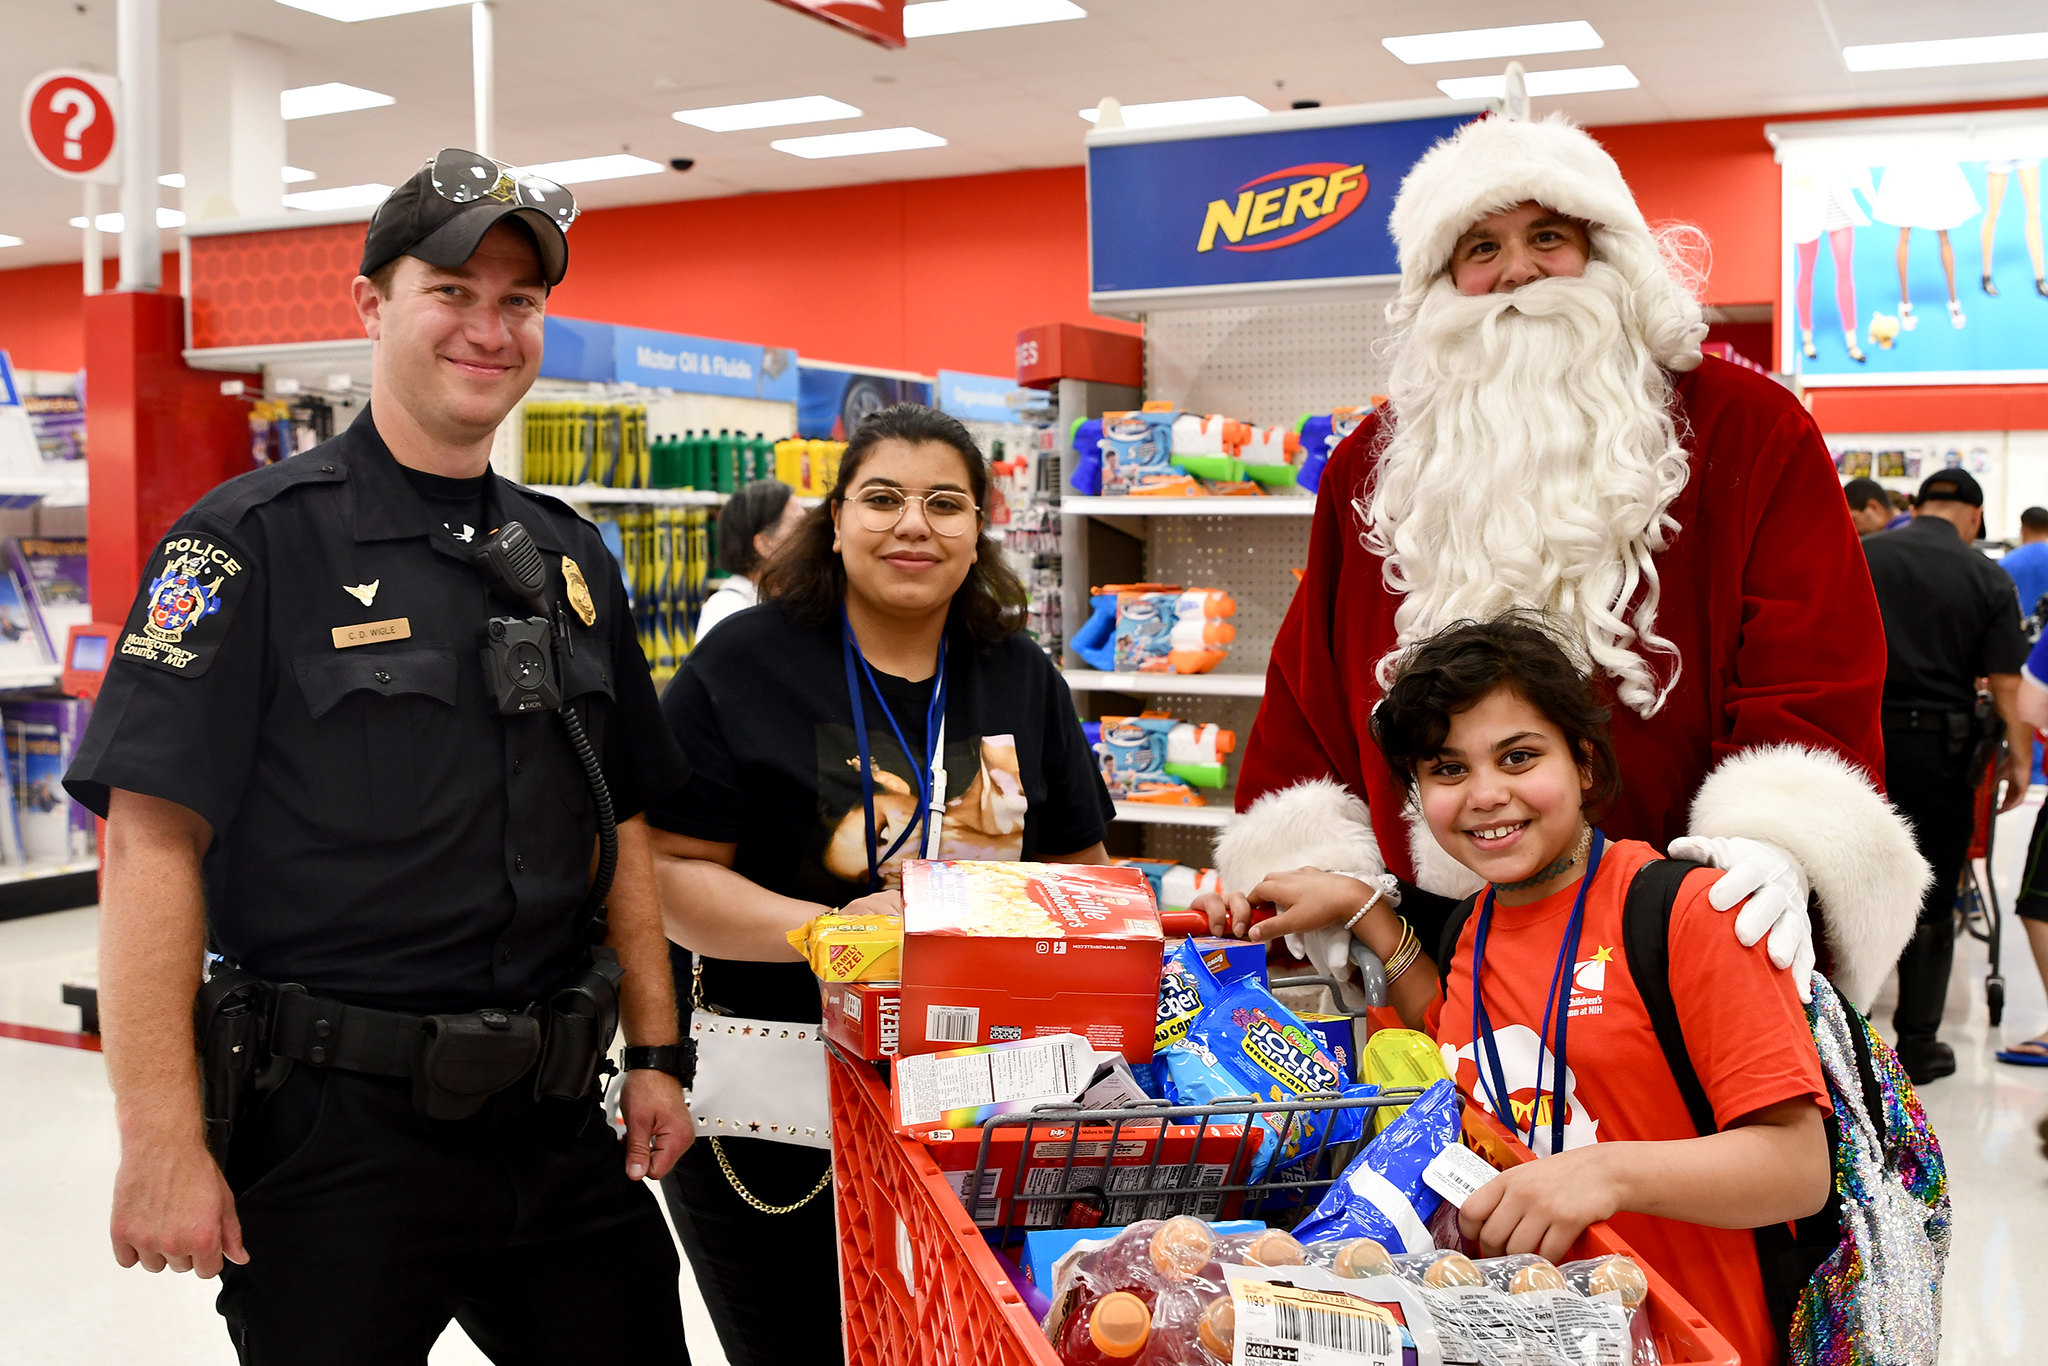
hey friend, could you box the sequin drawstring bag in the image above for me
[1789,975,1951,1366]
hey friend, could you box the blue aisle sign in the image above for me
[936,369,1047,424]
[613,326,799,402]
[0,351,18,406]
[1087,102,1483,311]
[539,317,615,383]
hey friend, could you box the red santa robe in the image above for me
[1229,354,1927,1003]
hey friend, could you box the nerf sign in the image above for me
[1088,105,1478,310]
[1197,163,1367,253]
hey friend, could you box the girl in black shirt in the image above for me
[649,404,1113,1365]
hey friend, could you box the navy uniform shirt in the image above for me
[66,407,688,1013]
[1863,514,2028,712]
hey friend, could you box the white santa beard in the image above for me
[1360,263,1692,717]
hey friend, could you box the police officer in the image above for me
[65,150,695,1363]
[1863,468,2031,1083]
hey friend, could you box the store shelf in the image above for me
[0,858,100,924]
[0,857,97,886]
[1063,669,1265,697]
[0,483,88,511]
[0,665,61,691]
[1111,801,1234,828]
[527,484,729,507]
[1064,496,1313,518]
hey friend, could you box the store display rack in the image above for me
[1059,670,1264,698]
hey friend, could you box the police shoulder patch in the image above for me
[116,529,254,677]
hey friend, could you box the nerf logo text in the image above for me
[1197,162,1367,254]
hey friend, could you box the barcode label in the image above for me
[1275,1304,1395,1358]
[1232,1278,1401,1366]
[941,1168,1005,1225]
[926,1005,979,1043]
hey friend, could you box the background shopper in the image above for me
[695,478,805,641]
[1864,468,2032,1082]
[2001,505,2048,617]
[62,155,694,1362]
[1844,477,1895,537]
[649,402,1114,1365]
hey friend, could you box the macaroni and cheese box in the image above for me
[822,980,901,1060]
[900,861,1165,1061]
[923,1116,1260,1229]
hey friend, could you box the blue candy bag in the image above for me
[1292,1078,1463,1251]
[1132,938,1220,1098]
[1160,951,1374,1180]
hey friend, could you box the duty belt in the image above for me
[1881,706,1970,734]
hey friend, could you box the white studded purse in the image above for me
[688,963,831,1151]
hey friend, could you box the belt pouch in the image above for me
[414,1010,542,1120]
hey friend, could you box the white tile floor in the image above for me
[4,802,2047,1364]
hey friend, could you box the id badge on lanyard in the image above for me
[841,609,949,895]
[1470,828,1605,1158]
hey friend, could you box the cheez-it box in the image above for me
[822,980,901,1060]
[900,861,1164,1061]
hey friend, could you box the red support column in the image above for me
[84,292,257,617]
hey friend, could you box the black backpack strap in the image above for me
[1620,858,1718,1138]
[1623,857,1834,1351]
[1437,892,1481,995]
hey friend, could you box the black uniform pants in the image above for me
[661,1135,842,1366]
[216,1067,687,1365]
[1884,729,1982,1043]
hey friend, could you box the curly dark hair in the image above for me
[1370,611,1622,821]
[757,403,1027,645]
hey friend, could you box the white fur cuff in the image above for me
[1687,744,1932,1007]
[1216,779,1383,897]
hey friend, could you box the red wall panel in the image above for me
[0,253,178,373]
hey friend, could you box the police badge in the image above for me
[560,556,597,628]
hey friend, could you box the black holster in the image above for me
[532,946,624,1104]
[194,964,293,1164]
[414,1008,543,1120]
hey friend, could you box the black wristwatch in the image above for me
[623,1042,694,1084]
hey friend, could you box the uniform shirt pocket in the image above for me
[292,646,460,841]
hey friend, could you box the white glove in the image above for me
[1665,834,1817,1003]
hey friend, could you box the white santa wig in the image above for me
[1386,113,1708,373]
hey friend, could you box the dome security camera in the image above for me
[669,157,695,172]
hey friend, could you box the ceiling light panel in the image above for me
[274,0,470,21]
[517,155,665,184]
[1384,20,1603,65]
[770,127,949,159]
[0,235,22,248]
[282,183,393,211]
[1079,96,1269,128]
[67,208,188,232]
[281,83,395,120]
[1843,32,2048,72]
[904,0,1086,39]
[1436,65,1639,98]
[672,95,862,133]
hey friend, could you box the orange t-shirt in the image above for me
[1432,838,1828,1366]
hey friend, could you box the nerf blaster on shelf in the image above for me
[1070,582,1176,672]
[1115,857,1223,914]
[1117,586,1236,674]
[1085,713,1237,805]
[1294,401,1382,495]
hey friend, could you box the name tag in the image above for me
[332,618,412,649]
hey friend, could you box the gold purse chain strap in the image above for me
[693,959,833,1216]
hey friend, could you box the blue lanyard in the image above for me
[1470,828,1605,1158]
[840,607,948,894]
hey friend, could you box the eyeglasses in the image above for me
[847,486,980,536]
[426,148,578,231]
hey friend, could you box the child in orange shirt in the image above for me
[1203,614,1832,1366]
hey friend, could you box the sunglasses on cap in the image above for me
[425,149,579,232]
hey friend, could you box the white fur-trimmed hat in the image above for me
[1387,113,1706,370]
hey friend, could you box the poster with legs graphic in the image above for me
[1777,118,2048,386]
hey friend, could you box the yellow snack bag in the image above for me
[1360,1027,1454,1136]
[786,912,903,983]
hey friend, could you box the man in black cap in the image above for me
[1863,467,2032,1081]
[67,150,696,1361]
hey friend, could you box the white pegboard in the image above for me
[1143,291,1401,427]
[1146,514,1308,669]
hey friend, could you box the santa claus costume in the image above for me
[1219,114,1928,1007]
